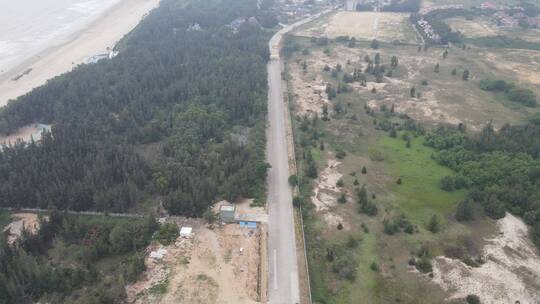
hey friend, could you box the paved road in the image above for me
[266,11,330,304]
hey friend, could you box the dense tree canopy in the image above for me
[425,124,540,247]
[0,0,273,216]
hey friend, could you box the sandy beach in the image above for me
[0,0,161,108]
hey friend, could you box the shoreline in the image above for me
[0,0,161,108]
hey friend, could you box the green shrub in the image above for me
[154,223,179,245]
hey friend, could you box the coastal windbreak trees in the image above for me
[0,0,274,216]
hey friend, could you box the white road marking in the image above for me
[273,249,278,290]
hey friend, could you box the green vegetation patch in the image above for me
[380,135,467,222]
[466,35,540,51]
[0,210,11,229]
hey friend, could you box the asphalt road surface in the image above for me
[266,11,330,304]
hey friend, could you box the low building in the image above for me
[219,205,236,223]
[180,226,193,238]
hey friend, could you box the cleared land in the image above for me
[127,219,267,304]
[447,16,540,43]
[433,213,540,303]
[2,213,41,244]
[294,12,418,43]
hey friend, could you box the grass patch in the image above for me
[348,232,380,302]
[0,211,11,230]
[466,35,540,51]
[149,276,170,296]
[380,134,467,224]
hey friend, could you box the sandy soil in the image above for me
[447,17,540,43]
[0,123,51,145]
[2,213,41,244]
[127,221,265,304]
[310,156,348,228]
[483,50,540,87]
[295,12,414,43]
[432,213,540,303]
[0,0,160,107]
[446,17,499,38]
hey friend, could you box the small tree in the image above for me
[389,128,397,138]
[410,87,416,98]
[391,56,399,68]
[451,68,457,76]
[427,214,440,233]
[462,69,470,81]
[434,63,440,73]
[348,37,356,48]
[466,294,480,304]
[203,209,217,224]
[443,49,448,59]
[288,174,298,186]
[396,178,402,185]
[455,200,474,221]
[338,193,347,204]
[361,166,367,174]
[370,39,379,49]
[374,53,381,65]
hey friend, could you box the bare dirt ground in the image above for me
[482,49,540,87]
[294,12,416,43]
[447,16,540,43]
[446,17,499,38]
[0,124,39,145]
[432,213,540,303]
[127,220,266,304]
[2,213,41,244]
[310,155,348,229]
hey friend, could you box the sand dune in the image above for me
[0,0,160,108]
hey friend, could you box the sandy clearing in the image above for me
[432,213,540,303]
[483,51,540,86]
[310,157,348,229]
[295,12,413,42]
[0,0,160,107]
[127,221,264,304]
[0,123,51,145]
[2,213,41,244]
[446,17,499,38]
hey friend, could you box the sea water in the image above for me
[0,0,121,74]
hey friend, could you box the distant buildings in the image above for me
[480,1,539,28]
[86,50,118,64]
[227,17,260,33]
[417,19,440,42]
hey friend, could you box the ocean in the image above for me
[0,0,121,74]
